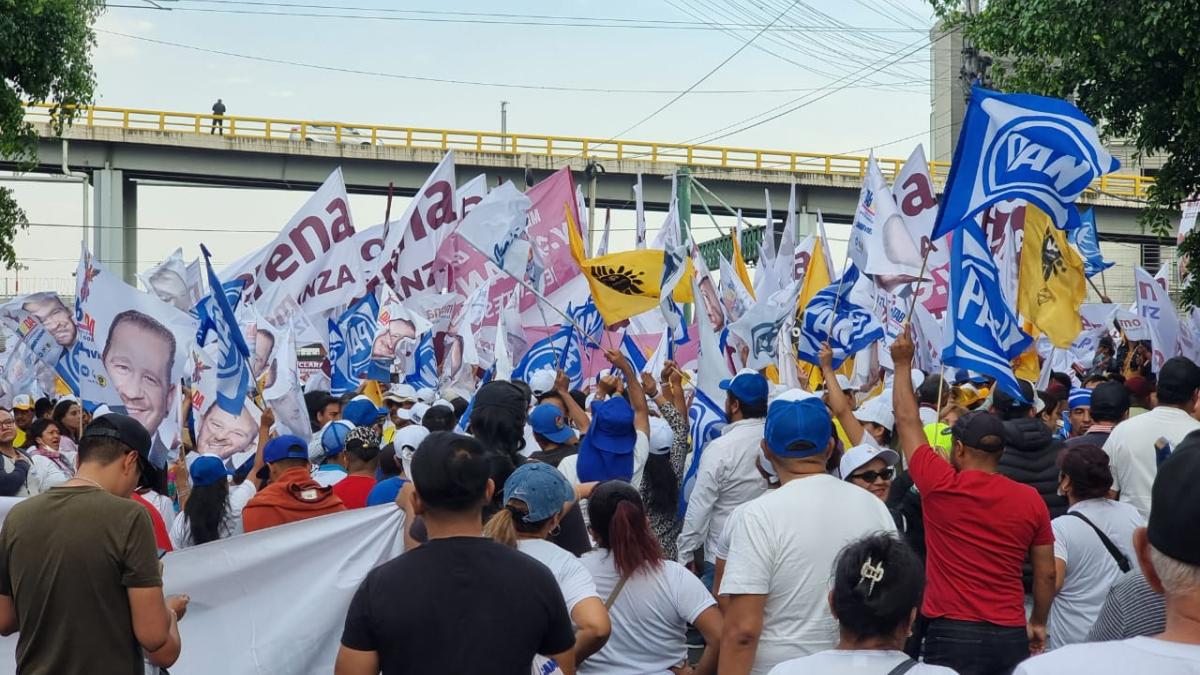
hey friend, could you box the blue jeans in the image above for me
[700,561,716,591]
[922,618,1029,675]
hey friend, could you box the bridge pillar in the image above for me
[92,169,138,284]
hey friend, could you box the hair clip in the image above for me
[860,557,885,596]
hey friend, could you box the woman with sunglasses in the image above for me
[840,444,900,505]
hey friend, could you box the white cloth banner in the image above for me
[0,502,406,675]
[224,168,363,318]
[140,248,203,313]
[848,154,925,281]
[1135,266,1181,371]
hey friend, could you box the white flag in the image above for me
[848,154,925,282]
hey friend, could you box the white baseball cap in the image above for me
[839,443,900,481]
[854,394,895,431]
[385,383,418,404]
[529,369,557,397]
[648,416,674,455]
[415,387,436,405]
[409,402,430,426]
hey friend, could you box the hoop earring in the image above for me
[550,525,562,537]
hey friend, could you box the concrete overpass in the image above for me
[5,104,1160,280]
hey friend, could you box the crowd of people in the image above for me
[0,325,1197,675]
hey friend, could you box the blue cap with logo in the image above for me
[189,454,232,487]
[342,396,388,427]
[764,389,832,458]
[262,434,310,464]
[576,397,637,483]
[529,403,576,444]
[502,462,574,523]
[321,419,356,457]
[720,369,769,406]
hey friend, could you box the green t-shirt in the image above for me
[0,485,162,675]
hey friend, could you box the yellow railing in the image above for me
[24,103,1152,199]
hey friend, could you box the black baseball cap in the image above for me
[951,410,1007,453]
[82,413,159,484]
[472,381,529,418]
[1156,357,1200,405]
[409,431,491,511]
[1089,381,1131,423]
[1148,432,1200,565]
[992,380,1036,417]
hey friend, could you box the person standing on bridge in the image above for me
[211,98,226,135]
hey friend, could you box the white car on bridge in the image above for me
[288,124,380,146]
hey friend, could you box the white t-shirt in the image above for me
[768,650,959,674]
[27,453,72,494]
[1049,498,1145,649]
[1103,406,1200,519]
[1015,636,1200,674]
[517,538,599,613]
[579,550,715,675]
[311,464,347,487]
[169,481,257,549]
[720,474,898,675]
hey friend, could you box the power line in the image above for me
[107,1,927,32]
[561,0,803,161]
[97,29,929,95]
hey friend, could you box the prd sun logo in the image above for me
[590,265,646,296]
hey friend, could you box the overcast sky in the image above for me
[4,0,936,293]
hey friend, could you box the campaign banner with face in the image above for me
[189,345,262,467]
[223,168,363,318]
[71,249,198,466]
[0,292,75,369]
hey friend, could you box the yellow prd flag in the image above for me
[1012,320,1042,382]
[732,218,756,301]
[566,204,665,325]
[1018,206,1086,348]
[673,257,695,304]
[361,379,385,407]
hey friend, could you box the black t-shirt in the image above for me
[341,536,575,675]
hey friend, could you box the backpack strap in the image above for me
[885,657,918,675]
[605,575,630,610]
[1066,511,1132,573]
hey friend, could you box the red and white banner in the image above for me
[224,168,362,317]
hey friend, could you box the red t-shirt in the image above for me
[333,475,377,510]
[131,492,174,555]
[909,443,1053,627]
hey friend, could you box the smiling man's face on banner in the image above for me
[102,310,176,437]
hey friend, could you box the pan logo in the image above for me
[983,117,1100,200]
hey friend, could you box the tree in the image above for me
[0,0,105,270]
[929,0,1200,305]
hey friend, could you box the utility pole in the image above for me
[959,0,991,103]
[500,101,508,151]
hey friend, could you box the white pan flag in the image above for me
[848,154,926,283]
[453,180,534,279]
[1134,266,1181,372]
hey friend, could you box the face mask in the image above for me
[757,447,779,486]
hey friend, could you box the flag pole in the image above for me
[903,248,934,324]
[454,237,597,345]
[1086,274,1108,302]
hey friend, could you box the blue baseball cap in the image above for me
[321,419,355,457]
[530,404,576,444]
[576,397,637,483]
[503,462,574,523]
[720,369,769,406]
[190,454,232,487]
[342,396,388,427]
[764,389,832,458]
[263,434,310,464]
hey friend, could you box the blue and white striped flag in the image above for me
[193,279,246,347]
[198,245,252,416]
[1068,208,1114,278]
[794,263,883,370]
[404,332,438,390]
[943,222,1033,401]
[933,86,1119,239]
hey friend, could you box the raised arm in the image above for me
[665,362,687,417]
[890,327,925,465]
[606,349,649,437]
[818,342,866,445]
[554,369,591,431]
[247,407,274,490]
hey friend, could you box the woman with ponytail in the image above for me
[768,532,954,674]
[484,462,611,666]
[581,481,722,675]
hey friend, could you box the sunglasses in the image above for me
[850,468,895,483]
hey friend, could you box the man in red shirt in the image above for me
[892,329,1055,675]
[242,435,345,532]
